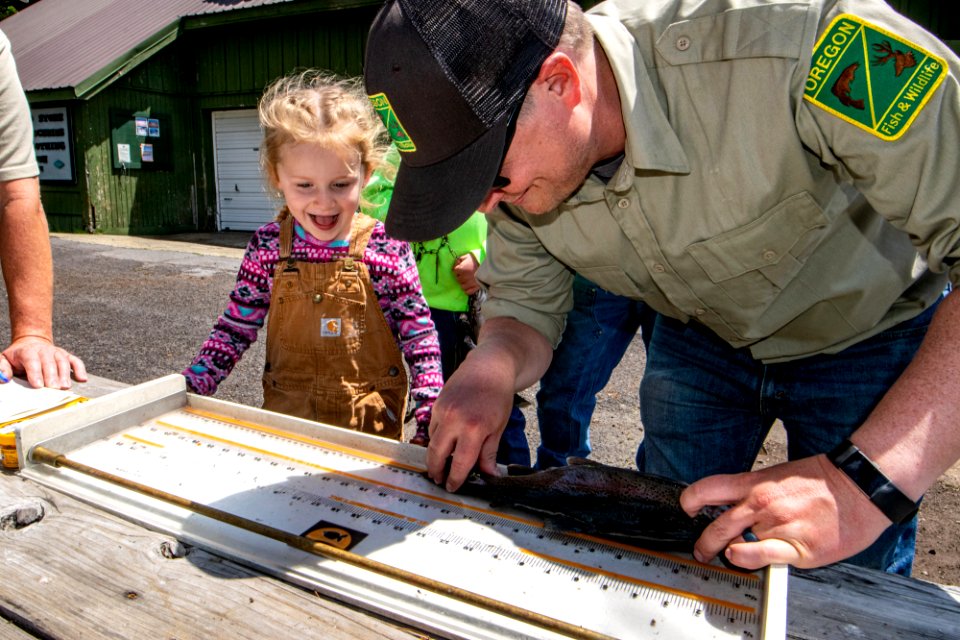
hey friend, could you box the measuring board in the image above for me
[17,375,787,640]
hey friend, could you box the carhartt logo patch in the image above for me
[804,15,946,140]
[321,318,341,337]
[369,93,416,152]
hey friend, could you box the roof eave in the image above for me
[181,0,383,30]
[73,20,181,100]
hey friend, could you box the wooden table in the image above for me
[1,376,958,640]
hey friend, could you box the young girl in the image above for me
[183,71,442,443]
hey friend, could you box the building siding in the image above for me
[38,5,377,235]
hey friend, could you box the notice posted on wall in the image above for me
[31,105,74,182]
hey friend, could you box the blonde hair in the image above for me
[257,70,389,215]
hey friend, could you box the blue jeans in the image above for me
[638,301,940,576]
[497,403,531,466]
[535,274,655,469]
[431,308,530,466]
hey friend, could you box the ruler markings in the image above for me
[330,495,428,526]
[183,407,423,472]
[84,411,763,627]
[331,492,758,618]
[122,434,164,448]
[166,411,757,590]
[169,415,755,580]
[194,453,760,618]
[518,547,756,615]
[149,415,759,593]
[159,415,756,576]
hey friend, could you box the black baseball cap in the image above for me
[364,0,567,241]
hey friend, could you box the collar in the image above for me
[587,12,689,191]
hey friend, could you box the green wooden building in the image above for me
[5,0,383,234]
[3,0,957,236]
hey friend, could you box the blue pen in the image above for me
[0,371,9,383]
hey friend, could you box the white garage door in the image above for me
[213,110,281,231]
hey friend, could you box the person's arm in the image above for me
[681,3,960,569]
[182,232,271,395]
[683,288,960,569]
[425,315,552,491]
[0,176,87,388]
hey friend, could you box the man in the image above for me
[1,29,86,389]
[363,0,960,575]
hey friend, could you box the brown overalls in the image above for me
[262,213,408,439]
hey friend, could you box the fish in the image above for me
[452,457,723,551]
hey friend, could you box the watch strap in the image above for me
[826,439,919,525]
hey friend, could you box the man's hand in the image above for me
[1,335,87,389]
[426,316,552,492]
[425,351,515,491]
[680,454,892,570]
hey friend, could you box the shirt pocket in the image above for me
[685,192,829,310]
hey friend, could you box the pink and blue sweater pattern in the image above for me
[183,219,443,429]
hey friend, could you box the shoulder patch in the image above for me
[803,14,946,140]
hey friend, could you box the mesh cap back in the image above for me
[364,0,568,241]
[402,0,567,127]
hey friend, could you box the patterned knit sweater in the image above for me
[182,217,443,430]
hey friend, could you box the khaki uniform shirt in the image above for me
[0,30,38,182]
[480,0,959,362]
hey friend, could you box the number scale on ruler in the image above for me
[67,406,766,640]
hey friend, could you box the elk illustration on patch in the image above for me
[805,15,946,141]
[831,62,864,110]
[872,40,916,77]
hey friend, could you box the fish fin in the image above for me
[565,456,602,467]
[542,514,591,534]
[541,516,569,533]
[505,464,537,477]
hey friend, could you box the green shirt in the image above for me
[364,146,486,313]
[480,0,957,362]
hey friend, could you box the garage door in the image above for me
[212,110,280,231]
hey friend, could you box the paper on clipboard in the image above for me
[1,379,85,468]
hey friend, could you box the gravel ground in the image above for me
[1,232,955,586]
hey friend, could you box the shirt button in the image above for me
[388,366,400,377]
[653,263,666,273]
[313,293,323,303]
[695,308,706,316]
[762,250,777,261]
[617,198,630,209]
[676,36,691,51]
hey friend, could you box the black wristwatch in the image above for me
[826,439,919,525]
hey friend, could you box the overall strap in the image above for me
[277,214,297,272]
[335,213,378,291]
[347,213,378,262]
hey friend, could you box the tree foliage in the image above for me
[1,1,35,21]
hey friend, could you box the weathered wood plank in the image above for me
[0,619,37,640]
[788,564,960,639]
[0,472,424,640]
